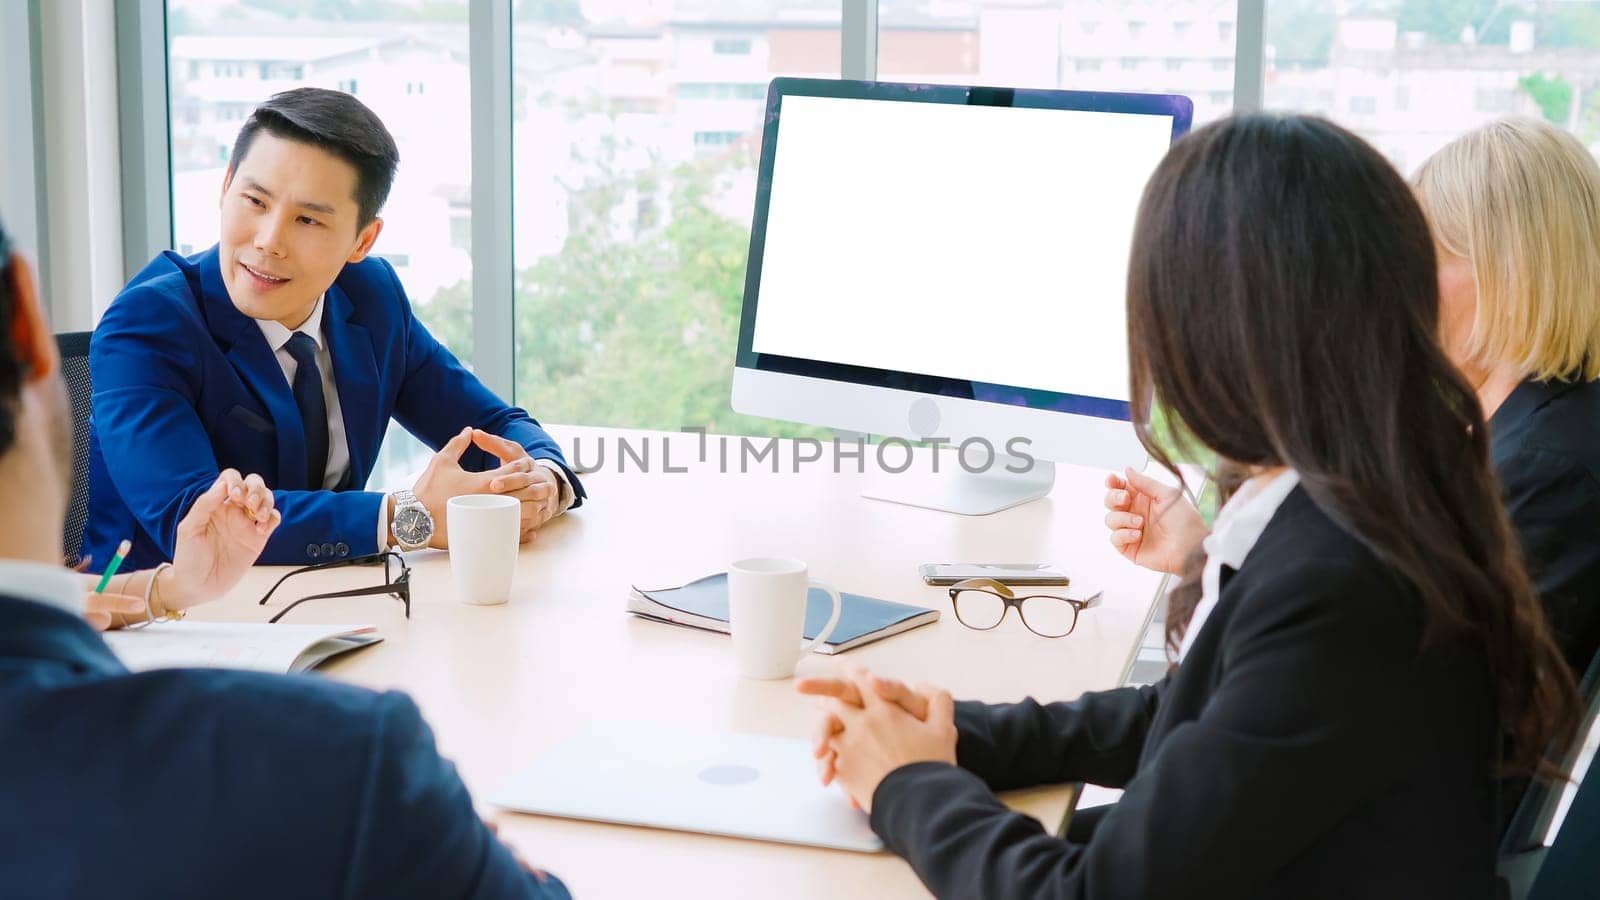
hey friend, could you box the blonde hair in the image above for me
[1414,117,1600,382]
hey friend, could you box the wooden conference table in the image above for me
[192,426,1166,899]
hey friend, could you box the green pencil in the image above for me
[93,539,132,593]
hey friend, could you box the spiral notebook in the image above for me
[627,573,939,654]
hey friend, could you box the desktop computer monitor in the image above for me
[731,78,1193,515]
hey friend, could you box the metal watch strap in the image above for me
[391,490,430,551]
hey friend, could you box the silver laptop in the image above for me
[492,721,884,853]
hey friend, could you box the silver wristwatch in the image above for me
[389,490,434,551]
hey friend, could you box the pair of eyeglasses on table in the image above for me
[256,552,411,623]
[947,577,1103,638]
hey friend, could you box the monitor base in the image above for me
[861,457,1056,516]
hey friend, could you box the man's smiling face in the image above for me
[217,130,381,329]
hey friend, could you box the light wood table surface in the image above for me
[192,426,1165,899]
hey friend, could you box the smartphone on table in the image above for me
[918,563,1070,587]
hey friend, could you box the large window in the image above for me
[167,0,472,487]
[1266,1,1600,173]
[874,0,1237,127]
[503,1,841,437]
[132,3,1600,455]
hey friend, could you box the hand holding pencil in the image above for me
[82,540,144,631]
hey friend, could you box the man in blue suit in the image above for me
[83,87,584,571]
[0,214,570,897]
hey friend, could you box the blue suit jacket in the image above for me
[0,594,571,899]
[83,247,584,571]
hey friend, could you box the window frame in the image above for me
[109,1,1268,406]
[1,0,50,311]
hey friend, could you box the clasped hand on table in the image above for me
[795,668,958,815]
[409,427,563,548]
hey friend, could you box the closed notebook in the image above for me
[628,573,939,654]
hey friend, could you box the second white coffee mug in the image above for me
[447,494,520,605]
[727,557,843,680]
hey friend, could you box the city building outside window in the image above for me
[1265,1,1600,174]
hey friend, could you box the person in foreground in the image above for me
[797,114,1578,899]
[0,218,569,897]
[82,87,584,572]
[1108,116,1600,679]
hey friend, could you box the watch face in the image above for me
[394,506,432,545]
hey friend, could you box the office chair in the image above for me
[1498,651,1600,900]
[56,331,93,567]
[1525,750,1600,900]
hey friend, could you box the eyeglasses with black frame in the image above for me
[256,551,411,623]
[947,577,1101,638]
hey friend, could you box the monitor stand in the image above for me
[861,452,1056,516]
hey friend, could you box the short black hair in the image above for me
[227,87,399,227]
[0,214,23,457]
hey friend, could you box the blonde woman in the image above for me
[1105,116,1600,677]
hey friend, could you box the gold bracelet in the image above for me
[151,564,184,622]
[125,564,174,629]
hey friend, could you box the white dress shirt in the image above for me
[256,295,573,549]
[256,294,351,492]
[0,558,85,617]
[1177,469,1302,663]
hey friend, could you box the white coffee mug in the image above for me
[447,494,520,605]
[727,557,843,680]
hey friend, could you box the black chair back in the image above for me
[1527,743,1600,900]
[55,331,93,567]
[1499,651,1600,899]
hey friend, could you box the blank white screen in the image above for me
[750,94,1175,403]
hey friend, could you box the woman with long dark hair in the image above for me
[1108,115,1600,679]
[796,114,1577,898]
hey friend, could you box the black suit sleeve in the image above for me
[1497,446,1600,674]
[952,679,1165,791]
[869,562,1432,900]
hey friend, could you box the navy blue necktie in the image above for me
[285,332,329,490]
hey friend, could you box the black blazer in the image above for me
[1489,377,1600,676]
[869,487,1499,899]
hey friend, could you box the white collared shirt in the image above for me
[1177,469,1302,663]
[0,558,86,618]
[255,295,573,549]
[255,294,351,492]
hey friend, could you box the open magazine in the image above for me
[104,621,381,674]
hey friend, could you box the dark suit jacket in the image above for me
[0,594,570,899]
[869,488,1500,899]
[82,246,585,571]
[1489,377,1600,676]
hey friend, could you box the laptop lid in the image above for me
[492,721,883,853]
